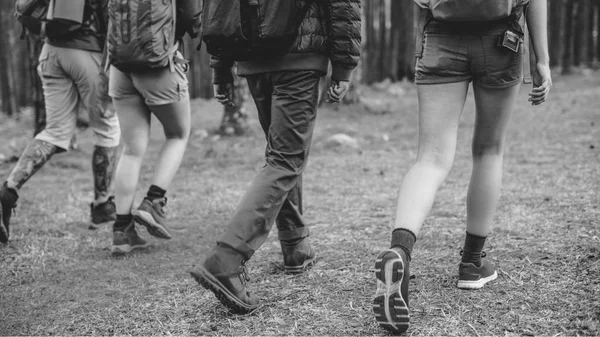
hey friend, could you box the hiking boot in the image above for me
[373,248,410,334]
[457,254,497,289]
[89,196,117,230]
[190,252,260,314]
[133,197,171,239]
[0,184,18,244]
[280,236,317,274]
[111,223,148,256]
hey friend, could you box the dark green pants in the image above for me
[217,70,321,260]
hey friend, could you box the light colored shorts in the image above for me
[35,44,120,151]
[108,54,189,106]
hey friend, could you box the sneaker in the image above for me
[373,249,410,334]
[133,197,171,239]
[280,236,317,274]
[111,223,148,256]
[0,184,19,244]
[89,196,117,230]
[457,254,497,289]
[190,253,260,314]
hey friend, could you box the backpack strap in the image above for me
[167,0,178,72]
[520,3,533,84]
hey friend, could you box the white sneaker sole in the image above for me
[457,270,498,289]
[373,250,409,334]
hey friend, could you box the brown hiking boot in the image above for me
[89,196,117,230]
[280,236,317,274]
[111,223,148,256]
[0,183,18,243]
[190,250,260,314]
[133,197,171,239]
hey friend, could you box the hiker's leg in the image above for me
[71,51,121,205]
[7,45,82,190]
[148,98,190,190]
[467,83,521,237]
[217,70,320,260]
[109,67,152,215]
[392,81,469,235]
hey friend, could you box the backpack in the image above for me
[423,0,528,22]
[15,0,88,38]
[106,0,178,72]
[201,0,310,62]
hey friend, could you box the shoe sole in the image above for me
[373,250,409,334]
[89,220,115,230]
[190,266,260,314]
[457,270,498,289]
[134,210,172,240]
[111,243,148,256]
[284,254,317,274]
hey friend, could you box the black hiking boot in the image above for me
[90,196,117,230]
[280,236,316,274]
[190,248,260,314]
[0,183,18,243]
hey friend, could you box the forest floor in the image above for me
[0,72,599,336]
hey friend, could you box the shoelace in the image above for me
[240,263,250,284]
[159,197,168,214]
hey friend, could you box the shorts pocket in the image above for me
[419,33,457,72]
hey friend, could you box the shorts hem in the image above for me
[145,96,188,106]
[475,76,523,89]
[415,76,472,85]
[34,134,70,152]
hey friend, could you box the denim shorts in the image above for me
[415,20,523,88]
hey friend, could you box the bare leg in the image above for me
[148,98,191,190]
[466,83,521,236]
[393,82,470,235]
[112,96,151,215]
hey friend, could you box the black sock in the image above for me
[461,232,487,267]
[390,228,416,262]
[113,214,133,232]
[146,185,166,201]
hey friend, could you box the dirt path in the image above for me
[1,73,598,336]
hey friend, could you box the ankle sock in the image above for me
[461,232,487,267]
[390,228,416,262]
[146,185,166,201]
[114,214,133,232]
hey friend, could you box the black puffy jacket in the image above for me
[211,0,361,83]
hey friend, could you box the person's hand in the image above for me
[214,83,235,107]
[327,81,350,103]
[529,63,551,106]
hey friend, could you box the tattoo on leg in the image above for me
[6,139,57,190]
[93,146,118,203]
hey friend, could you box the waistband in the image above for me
[425,16,513,35]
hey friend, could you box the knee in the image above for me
[416,151,454,175]
[163,126,190,140]
[472,141,504,157]
[122,142,146,158]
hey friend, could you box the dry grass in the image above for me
[0,73,598,336]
